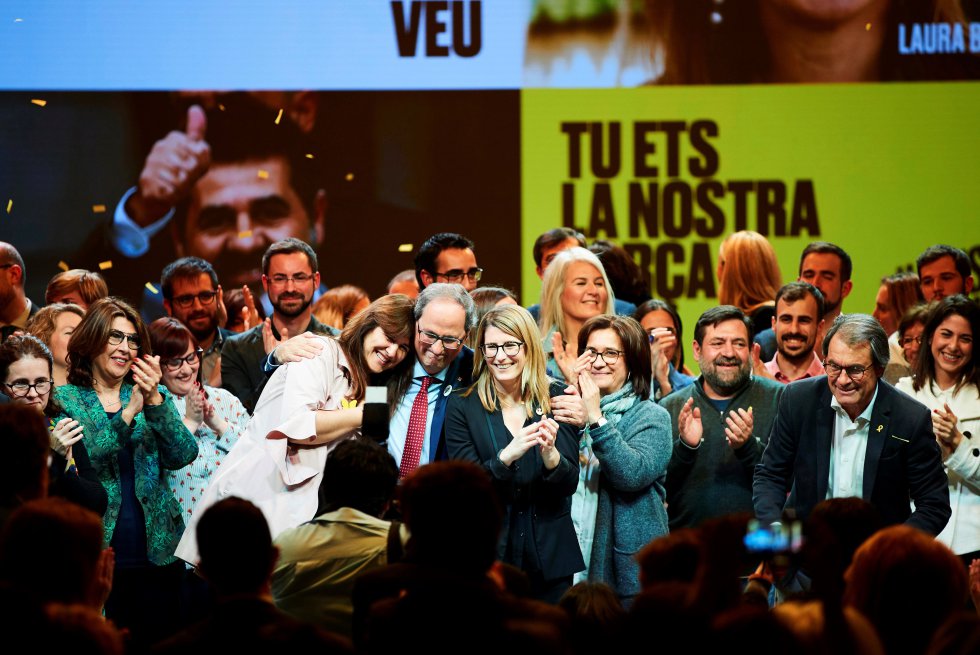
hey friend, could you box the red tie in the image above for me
[399,376,432,478]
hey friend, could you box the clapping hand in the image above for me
[50,417,84,460]
[933,403,963,456]
[678,397,703,447]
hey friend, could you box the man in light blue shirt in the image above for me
[388,283,476,474]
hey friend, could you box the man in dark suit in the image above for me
[221,238,335,412]
[160,257,235,386]
[152,497,351,654]
[753,314,950,534]
[387,283,475,477]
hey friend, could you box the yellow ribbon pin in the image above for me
[876,425,883,433]
[341,399,358,409]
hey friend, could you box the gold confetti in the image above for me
[305,153,314,159]
[31,98,46,107]
[145,282,159,294]
[92,204,106,213]
[865,22,871,31]
[5,199,11,214]
[345,172,355,181]
[98,260,113,270]
[257,169,269,179]
[274,108,283,125]
[398,243,413,253]
[238,230,253,239]
[58,261,70,271]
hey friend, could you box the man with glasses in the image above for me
[660,306,784,530]
[414,233,482,292]
[754,314,950,534]
[161,257,232,386]
[221,239,334,412]
[387,283,476,476]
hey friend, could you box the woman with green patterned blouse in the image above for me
[54,297,197,650]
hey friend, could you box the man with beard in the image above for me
[77,92,326,317]
[763,282,826,384]
[754,314,949,534]
[161,257,233,386]
[755,242,853,362]
[221,239,333,412]
[660,306,784,529]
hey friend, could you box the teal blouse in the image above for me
[53,383,198,566]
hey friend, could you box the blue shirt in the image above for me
[388,361,449,468]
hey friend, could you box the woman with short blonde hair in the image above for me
[539,247,616,381]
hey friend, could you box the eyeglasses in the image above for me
[107,330,141,350]
[824,361,874,382]
[585,347,623,365]
[162,349,203,371]
[900,336,923,347]
[171,291,217,308]
[417,326,463,351]
[267,273,315,287]
[4,379,53,397]
[481,341,524,358]
[434,267,483,284]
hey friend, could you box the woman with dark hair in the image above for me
[148,318,249,520]
[566,314,672,603]
[177,294,416,562]
[467,286,519,348]
[0,335,106,515]
[633,299,695,399]
[446,304,583,602]
[588,240,651,308]
[52,296,197,648]
[884,302,930,383]
[897,295,980,560]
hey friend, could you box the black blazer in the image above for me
[445,383,584,581]
[49,440,108,516]
[753,376,950,535]
[220,316,334,413]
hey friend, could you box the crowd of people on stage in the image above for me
[0,225,978,654]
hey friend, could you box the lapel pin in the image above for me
[876,425,883,433]
[536,406,544,416]
[443,385,452,397]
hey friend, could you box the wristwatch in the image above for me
[588,416,607,431]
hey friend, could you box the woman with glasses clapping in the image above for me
[0,334,107,515]
[564,314,672,604]
[52,297,197,649]
[446,305,584,603]
[148,318,249,521]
